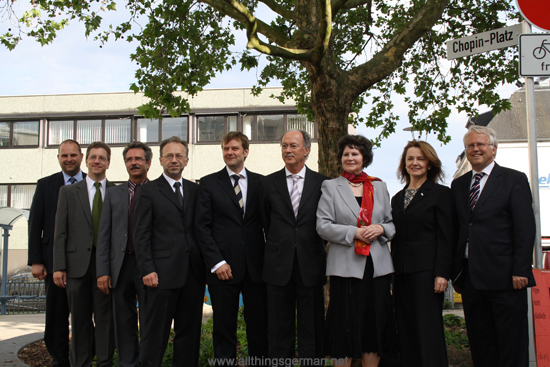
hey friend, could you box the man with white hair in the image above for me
[451,125,535,367]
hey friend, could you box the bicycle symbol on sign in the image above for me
[533,39,550,59]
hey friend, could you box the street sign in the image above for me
[519,34,550,77]
[517,0,550,32]
[446,24,522,60]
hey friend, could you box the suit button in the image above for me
[295,227,298,231]
[469,223,473,226]
[87,248,91,251]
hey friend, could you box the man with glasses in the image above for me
[451,125,536,367]
[133,136,205,367]
[28,139,85,367]
[53,141,115,367]
[96,141,152,367]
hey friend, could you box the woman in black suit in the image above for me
[391,140,453,367]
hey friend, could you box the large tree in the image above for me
[1,0,519,177]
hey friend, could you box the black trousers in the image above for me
[462,262,529,367]
[266,254,324,366]
[44,273,70,367]
[140,270,205,367]
[209,267,268,366]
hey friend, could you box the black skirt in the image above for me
[324,255,399,362]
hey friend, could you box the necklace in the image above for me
[348,181,363,187]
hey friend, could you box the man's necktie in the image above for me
[290,175,300,218]
[92,182,103,246]
[173,181,183,208]
[127,181,138,254]
[68,177,77,185]
[469,172,485,211]
[232,174,244,217]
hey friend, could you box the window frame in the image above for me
[0,120,40,148]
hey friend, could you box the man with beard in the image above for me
[96,141,152,367]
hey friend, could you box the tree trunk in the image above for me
[310,72,352,179]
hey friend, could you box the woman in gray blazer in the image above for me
[316,135,396,367]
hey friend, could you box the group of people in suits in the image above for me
[27,124,535,367]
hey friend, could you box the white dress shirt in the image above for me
[86,176,107,212]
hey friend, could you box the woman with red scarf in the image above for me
[316,135,396,367]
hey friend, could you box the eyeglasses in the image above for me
[162,154,186,161]
[88,155,108,162]
[124,157,147,163]
[465,143,491,151]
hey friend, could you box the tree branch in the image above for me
[203,0,314,61]
[347,0,449,96]
[332,0,370,15]
[258,0,293,19]
[310,0,331,63]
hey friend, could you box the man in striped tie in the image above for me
[196,131,268,366]
[451,125,536,367]
[259,130,328,366]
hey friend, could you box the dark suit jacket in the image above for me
[259,167,328,288]
[451,163,536,290]
[391,179,453,278]
[53,179,114,278]
[133,174,204,290]
[28,171,85,273]
[195,168,265,285]
[96,182,147,288]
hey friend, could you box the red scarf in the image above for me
[342,171,380,256]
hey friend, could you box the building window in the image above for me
[198,116,224,142]
[162,116,188,141]
[49,120,75,145]
[287,114,315,138]
[0,184,36,210]
[76,119,102,145]
[105,119,132,144]
[136,118,159,143]
[258,115,284,142]
[0,121,39,147]
[0,185,7,207]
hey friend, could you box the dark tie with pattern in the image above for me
[232,174,244,217]
[469,172,485,211]
[68,177,77,185]
[92,182,103,246]
[173,181,183,208]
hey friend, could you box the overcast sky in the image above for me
[0,3,524,196]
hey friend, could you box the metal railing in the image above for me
[0,276,46,314]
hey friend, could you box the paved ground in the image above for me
[1,307,463,367]
[0,313,45,367]
[0,305,215,367]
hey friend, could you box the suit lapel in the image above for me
[158,175,182,211]
[336,176,359,219]
[217,169,241,209]
[244,169,259,221]
[472,164,501,215]
[299,167,317,213]
[76,180,93,226]
[117,182,130,227]
[405,179,433,210]
[274,168,295,215]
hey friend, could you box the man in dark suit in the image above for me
[133,136,205,367]
[28,139,85,367]
[196,132,268,366]
[451,125,535,367]
[53,141,116,367]
[260,130,328,365]
[96,141,152,367]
